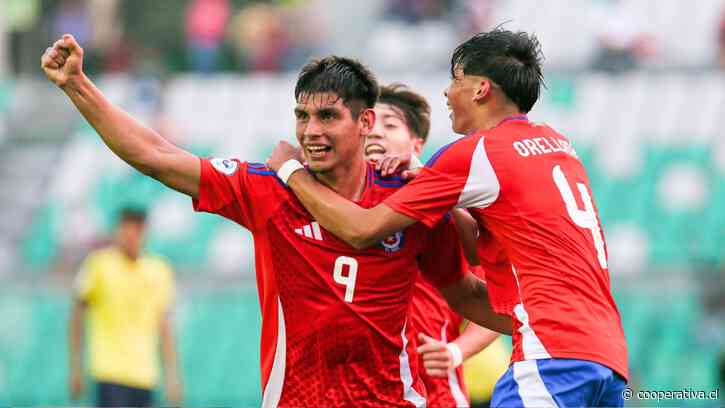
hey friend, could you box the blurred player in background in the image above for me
[366,83,501,407]
[267,28,629,407]
[68,207,181,407]
[43,35,510,407]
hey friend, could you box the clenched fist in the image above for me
[40,34,84,88]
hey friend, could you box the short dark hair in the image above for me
[451,28,544,113]
[118,207,147,225]
[295,56,380,118]
[378,83,431,142]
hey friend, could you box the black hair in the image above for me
[378,83,431,142]
[295,56,380,118]
[118,207,147,225]
[451,28,544,113]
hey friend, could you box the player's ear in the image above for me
[412,138,424,156]
[359,107,376,136]
[472,78,491,103]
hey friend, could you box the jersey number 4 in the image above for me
[552,165,608,269]
[333,256,358,303]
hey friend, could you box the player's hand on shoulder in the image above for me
[401,167,422,181]
[416,333,454,378]
[41,34,84,88]
[266,141,303,172]
[373,152,411,177]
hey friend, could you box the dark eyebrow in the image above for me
[294,107,307,117]
[317,107,340,117]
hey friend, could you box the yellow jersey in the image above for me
[75,246,175,389]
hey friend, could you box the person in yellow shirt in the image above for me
[68,207,182,407]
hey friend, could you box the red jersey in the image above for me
[193,158,466,407]
[385,116,629,380]
[410,278,468,408]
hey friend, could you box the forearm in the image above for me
[452,209,480,265]
[287,171,405,248]
[453,322,500,361]
[160,318,179,379]
[62,74,181,178]
[442,275,512,335]
[68,303,84,373]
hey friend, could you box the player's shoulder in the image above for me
[425,134,480,168]
[86,246,117,264]
[212,158,288,189]
[142,252,173,270]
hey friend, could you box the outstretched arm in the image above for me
[41,34,200,197]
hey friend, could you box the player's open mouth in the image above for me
[365,144,386,156]
[305,145,332,159]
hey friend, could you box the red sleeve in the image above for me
[384,136,477,228]
[417,215,467,289]
[192,158,280,232]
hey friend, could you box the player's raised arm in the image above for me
[41,34,200,198]
[267,141,417,249]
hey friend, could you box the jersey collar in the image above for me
[497,114,529,126]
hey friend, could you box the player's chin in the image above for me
[450,118,466,135]
[305,160,333,174]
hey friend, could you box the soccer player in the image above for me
[68,208,182,407]
[42,35,510,407]
[367,83,500,407]
[267,29,629,407]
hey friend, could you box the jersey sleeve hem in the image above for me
[384,199,441,229]
[191,157,211,213]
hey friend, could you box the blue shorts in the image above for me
[491,358,626,407]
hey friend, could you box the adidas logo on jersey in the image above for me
[295,222,323,241]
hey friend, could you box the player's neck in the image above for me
[315,157,367,201]
[470,104,522,133]
[116,243,140,262]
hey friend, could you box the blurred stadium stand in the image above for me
[1,0,724,406]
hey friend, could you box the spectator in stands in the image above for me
[383,0,453,24]
[185,0,230,73]
[717,8,725,69]
[590,0,656,73]
[228,3,320,72]
[68,207,182,407]
[228,4,289,72]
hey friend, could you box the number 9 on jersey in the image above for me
[333,256,358,303]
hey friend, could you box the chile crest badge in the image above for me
[380,231,404,253]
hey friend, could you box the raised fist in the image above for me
[40,34,84,88]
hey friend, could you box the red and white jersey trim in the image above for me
[511,265,551,360]
[262,299,286,408]
[399,321,426,408]
[456,137,500,209]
